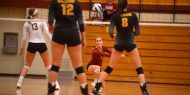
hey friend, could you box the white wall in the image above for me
[0,20,24,74]
[0,8,25,74]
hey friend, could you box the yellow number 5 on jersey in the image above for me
[61,4,74,16]
[122,18,128,27]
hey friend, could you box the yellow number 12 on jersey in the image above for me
[61,4,74,16]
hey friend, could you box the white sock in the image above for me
[19,76,24,81]
[80,83,87,88]
[94,79,98,83]
[55,80,60,89]
[140,83,144,87]
[51,82,56,86]
[55,80,59,85]
[98,80,102,83]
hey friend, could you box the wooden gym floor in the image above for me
[0,76,190,95]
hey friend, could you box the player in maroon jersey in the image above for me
[103,0,116,21]
[87,37,125,88]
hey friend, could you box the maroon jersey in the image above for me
[103,2,116,13]
[88,46,112,66]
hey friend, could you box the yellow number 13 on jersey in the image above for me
[61,4,74,16]
[122,18,128,27]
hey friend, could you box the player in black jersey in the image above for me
[48,0,88,95]
[92,0,150,95]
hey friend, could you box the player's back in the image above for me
[111,11,139,44]
[113,11,137,33]
[24,21,46,43]
[49,0,82,29]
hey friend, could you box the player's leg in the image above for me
[128,48,150,95]
[102,10,107,21]
[87,65,100,87]
[40,50,60,90]
[48,41,65,95]
[92,49,122,94]
[67,44,88,95]
[16,51,35,88]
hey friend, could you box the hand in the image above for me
[82,39,87,48]
[48,24,54,34]
[110,34,116,39]
[113,34,116,38]
[121,54,125,58]
[19,48,24,56]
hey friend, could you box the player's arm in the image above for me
[109,15,116,39]
[42,22,52,41]
[76,1,86,47]
[20,23,28,56]
[48,0,55,33]
[133,13,140,35]
[102,47,112,57]
[105,47,112,54]
[76,1,85,32]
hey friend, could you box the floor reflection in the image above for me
[16,88,60,95]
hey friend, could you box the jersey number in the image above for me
[61,4,74,16]
[32,23,38,30]
[122,18,128,27]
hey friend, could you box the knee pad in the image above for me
[24,65,30,70]
[46,64,52,70]
[50,65,60,72]
[75,66,84,75]
[104,66,113,74]
[136,67,144,75]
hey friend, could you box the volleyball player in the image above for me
[87,37,111,87]
[47,0,88,95]
[87,37,125,87]
[91,0,150,95]
[16,8,60,89]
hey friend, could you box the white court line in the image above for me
[0,17,190,27]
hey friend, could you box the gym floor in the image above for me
[0,76,190,95]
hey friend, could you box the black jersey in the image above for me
[109,11,140,45]
[48,0,84,32]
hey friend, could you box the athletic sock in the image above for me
[16,76,24,88]
[94,79,98,83]
[18,76,24,83]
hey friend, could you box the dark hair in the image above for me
[28,8,36,16]
[118,0,128,11]
[27,8,38,19]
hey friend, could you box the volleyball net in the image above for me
[0,17,190,27]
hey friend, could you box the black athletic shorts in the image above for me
[52,28,81,46]
[114,44,136,52]
[27,42,47,53]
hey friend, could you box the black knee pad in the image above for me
[136,67,144,75]
[75,66,84,75]
[50,65,60,72]
[104,66,113,74]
